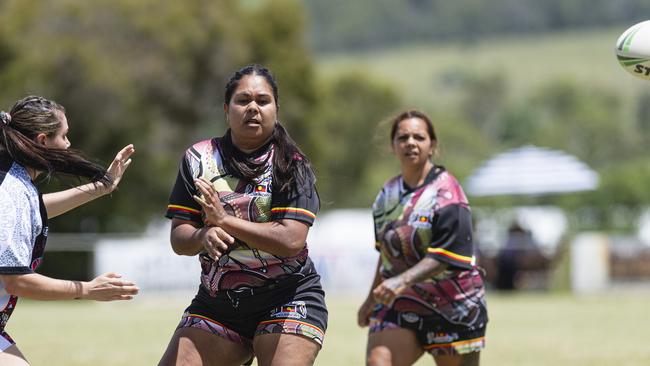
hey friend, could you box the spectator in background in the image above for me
[496,221,542,290]
[0,96,139,365]
[358,110,488,366]
[159,64,327,366]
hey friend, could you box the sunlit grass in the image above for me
[7,291,650,365]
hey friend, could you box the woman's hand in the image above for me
[81,272,139,301]
[193,177,229,226]
[371,258,445,305]
[198,226,235,260]
[103,144,135,194]
[357,296,376,327]
[372,276,408,305]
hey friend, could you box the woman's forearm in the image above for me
[192,177,309,257]
[170,222,207,256]
[397,257,448,287]
[217,215,308,257]
[43,182,108,218]
[0,273,83,300]
[1,272,138,301]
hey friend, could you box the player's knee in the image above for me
[367,346,393,366]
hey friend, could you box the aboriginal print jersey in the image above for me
[0,154,48,334]
[372,166,486,326]
[166,138,319,296]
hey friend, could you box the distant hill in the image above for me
[316,27,646,107]
[304,0,650,52]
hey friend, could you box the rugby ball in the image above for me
[616,20,650,80]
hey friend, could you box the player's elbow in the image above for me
[170,240,196,256]
[272,220,309,257]
[170,244,184,256]
[169,230,202,256]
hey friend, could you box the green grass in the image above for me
[7,292,650,365]
[316,27,649,107]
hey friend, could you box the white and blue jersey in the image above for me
[0,154,48,350]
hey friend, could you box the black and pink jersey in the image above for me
[372,166,486,322]
[166,138,319,296]
[0,154,48,348]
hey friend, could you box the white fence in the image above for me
[81,210,379,296]
[46,210,650,296]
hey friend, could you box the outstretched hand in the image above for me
[193,177,228,226]
[104,144,135,193]
[82,272,139,301]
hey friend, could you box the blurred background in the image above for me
[2,0,650,365]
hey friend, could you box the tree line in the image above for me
[304,0,650,52]
[0,0,401,232]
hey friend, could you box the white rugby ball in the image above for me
[616,20,650,80]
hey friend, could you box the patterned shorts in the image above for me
[177,272,328,350]
[369,303,487,356]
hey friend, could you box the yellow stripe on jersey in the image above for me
[271,207,316,219]
[167,204,201,214]
[427,247,474,264]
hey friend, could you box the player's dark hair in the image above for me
[0,95,112,186]
[390,109,437,142]
[222,64,315,193]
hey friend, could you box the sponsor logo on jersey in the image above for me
[408,210,432,229]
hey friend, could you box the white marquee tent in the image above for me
[465,145,599,197]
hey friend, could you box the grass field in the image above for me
[8,291,650,365]
[316,27,648,107]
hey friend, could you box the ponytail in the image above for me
[0,96,112,186]
[271,123,315,193]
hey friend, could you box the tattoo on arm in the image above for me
[400,257,448,287]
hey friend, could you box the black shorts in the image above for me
[177,271,328,350]
[369,303,487,356]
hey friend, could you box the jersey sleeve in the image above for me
[0,194,35,274]
[426,204,475,270]
[371,187,386,251]
[165,153,203,224]
[270,178,319,226]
